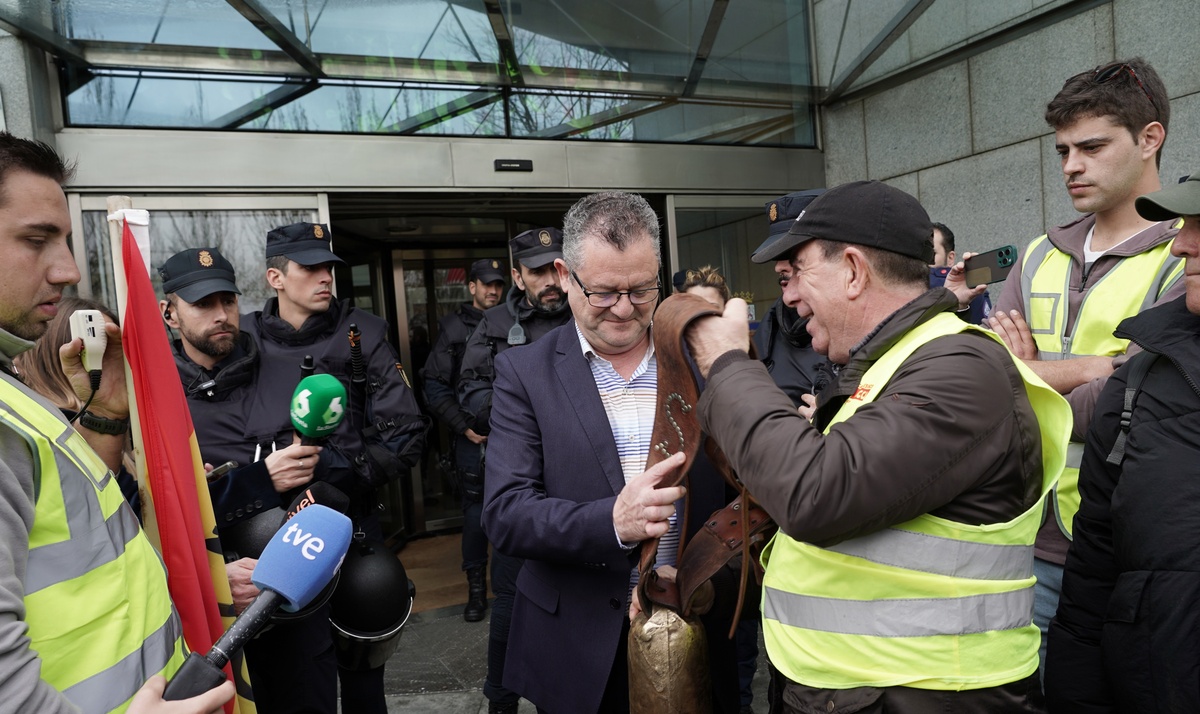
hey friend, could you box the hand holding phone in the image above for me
[205,461,239,482]
[963,245,1017,288]
[69,309,107,373]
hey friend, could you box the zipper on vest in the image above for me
[1078,262,1092,292]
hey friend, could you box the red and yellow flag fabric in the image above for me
[118,218,255,713]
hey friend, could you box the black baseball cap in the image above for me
[775,181,933,264]
[751,189,826,263]
[470,258,506,284]
[510,227,563,269]
[160,247,241,303]
[265,222,345,267]
[1136,173,1200,221]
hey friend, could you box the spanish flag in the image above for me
[114,212,255,713]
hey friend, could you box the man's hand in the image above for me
[264,435,321,492]
[942,254,989,310]
[686,297,751,379]
[988,310,1039,360]
[613,452,686,544]
[127,674,234,714]
[798,393,817,421]
[629,564,677,621]
[628,564,715,623]
[464,428,487,445]
[225,558,260,614]
[60,320,128,419]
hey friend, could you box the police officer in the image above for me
[420,258,506,623]
[458,227,569,714]
[160,246,336,714]
[241,222,427,714]
[750,190,831,407]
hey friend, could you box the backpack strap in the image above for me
[1105,350,1160,466]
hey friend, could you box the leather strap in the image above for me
[638,293,776,636]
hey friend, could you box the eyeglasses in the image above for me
[570,270,660,308]
[1093,62,1159,117]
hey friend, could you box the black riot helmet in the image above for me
[329,537,414,670]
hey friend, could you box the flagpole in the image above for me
[106,195,161,547]
[107,204,253,712]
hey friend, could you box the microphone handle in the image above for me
[162,652,230,701]
[162,590,284,700]
[209,589,284,668]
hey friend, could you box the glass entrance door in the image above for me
[667,195,776,327]
[396,249,509,534]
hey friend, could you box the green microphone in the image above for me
[290,374,348,445]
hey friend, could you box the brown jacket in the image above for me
[697,289,1048,711]
[699,289,1045,545]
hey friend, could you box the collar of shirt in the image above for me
[573,323,656,379]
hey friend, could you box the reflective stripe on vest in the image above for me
[1052,442,1086,539]
[0,378,185,714]
[1019,230,1180,538]
[760,312,1072,691]
[1020,232,1182,359]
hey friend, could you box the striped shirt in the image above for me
[574,325,679,594]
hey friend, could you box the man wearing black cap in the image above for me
[160,246,336,713]
[751,190,831,407]
[686,180,1072,712]
[241,222,427,714]
[1047,175,1200,711]
[458,227,570,714]
[420,258,506,623]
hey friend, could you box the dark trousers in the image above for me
[461,500,488,571]
[338,664,387,714]
[457,436,488,571]
[336,509,389,714]
[484,549,524,705]
[767,664,1046,714]
[735,610,761,707]
[244,605,338,714]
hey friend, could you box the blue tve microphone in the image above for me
[163,504,353,700]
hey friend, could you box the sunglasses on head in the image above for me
[1093,62,1159,118]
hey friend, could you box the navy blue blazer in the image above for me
[481,320,734,713]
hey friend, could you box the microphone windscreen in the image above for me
[253,504,353,612]
[286,482,350,519]
[290,374,348,438]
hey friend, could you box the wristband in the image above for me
[79,410,130,435]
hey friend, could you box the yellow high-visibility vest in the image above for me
[760,313,1071,690]
[1021,231,1181,537]
[0,377,185,713]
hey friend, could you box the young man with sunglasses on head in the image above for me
[955,57,1185,679]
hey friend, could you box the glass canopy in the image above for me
[0,0,817,146]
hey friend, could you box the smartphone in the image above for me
[205,460,238,482]
[964,245,1017,288]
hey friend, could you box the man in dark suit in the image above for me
[482,192,738,713]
